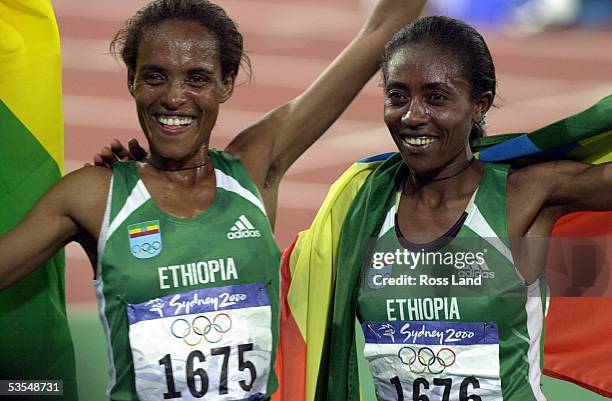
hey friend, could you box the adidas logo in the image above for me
[227,215,261,240]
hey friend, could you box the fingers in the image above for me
[110,138,131,160]
[91,138,148,168]
[128,138,149,161]
[92,146,117,168]
[93,146,120,167]
[92,140,125,168]
[92,152,108,168]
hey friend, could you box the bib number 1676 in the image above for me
[159,343,257,399]
[390,376,482,401]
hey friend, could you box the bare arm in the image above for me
[508,160,612,236]
[0,167,110,289]
[226,0,426,214]
[545,160,612,212]
[506,161,612,284]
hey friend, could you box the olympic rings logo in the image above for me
[132,241,161,254]
[170,314,232,346]
[398,347,456,374]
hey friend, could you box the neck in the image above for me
[148,158,210,172]
[412,157,475,185]
[147,148,211,172]
[403,157,479,198]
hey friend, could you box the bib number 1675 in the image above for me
[159,343,257,399]
[390,376,482,401]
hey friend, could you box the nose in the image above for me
[160,80,187,110]
[400,99,428,128]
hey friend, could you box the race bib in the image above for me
[127,283,272,401]
[362,321,502,401]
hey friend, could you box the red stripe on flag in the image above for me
[130,229,160,238]
[272,237,306,401]
[544,211,612,396]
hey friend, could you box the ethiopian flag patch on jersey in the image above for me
[128,220,162,259]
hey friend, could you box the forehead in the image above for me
[136,19,220,69]
[385,44,465,87]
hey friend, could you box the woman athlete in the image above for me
[0,1,426,400]
[311,16,612,401]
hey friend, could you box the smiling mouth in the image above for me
[156,115,195,126]
[154,114,196,134]
[402,136,436,148]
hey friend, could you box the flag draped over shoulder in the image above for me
[272,154,393,401]
[275,95,612,401]
[0,1,77,400]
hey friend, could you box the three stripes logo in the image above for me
[227,215,261,240]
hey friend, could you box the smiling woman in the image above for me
[304,16,612,401]
[0,0,427,401]
[127,19,235,169]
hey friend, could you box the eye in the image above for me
[142,72,165,85]
[429,91,448,103]
[386,90,408,105]
[187,74,210,86]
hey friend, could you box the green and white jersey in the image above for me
[357,163,548,401]
[95,150,281,401]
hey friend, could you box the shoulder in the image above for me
[210,149,259,186]
[61,165,112,188]
[58,166,113,237]
[210,148,242,167]
[19,166,112,241]
[56,166,112,209]
[507,160,591,189]
[506,160,594,215]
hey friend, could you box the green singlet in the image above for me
[96,150,280,401]
[357,163,548,401]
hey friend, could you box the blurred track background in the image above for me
[53,0,611,399]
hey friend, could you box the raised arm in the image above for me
[508,160,612,239]
[0,168,110,289]
[545,161,612,212]
[226,1,426,208]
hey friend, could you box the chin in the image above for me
[148,142,186,161]
[400,154,450,176]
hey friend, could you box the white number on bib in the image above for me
[362,321,502,401]
[127,283,272,401]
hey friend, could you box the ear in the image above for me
[127,71,135,97]
[473,90,493,123]
[218,73,236,103]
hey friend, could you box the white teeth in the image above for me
[157,116,195,126]
[404,136,435,146]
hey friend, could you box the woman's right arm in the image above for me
[0,167,110,289]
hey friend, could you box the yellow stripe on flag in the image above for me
[0,0,63,171]
[286,161,381,401]
[569,130,612,164]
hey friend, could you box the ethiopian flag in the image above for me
[0,1,77,400]
[276,96,612,401]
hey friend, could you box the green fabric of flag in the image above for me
[472,94,612,165]
[317,153,404,401]
[0,1,78,400]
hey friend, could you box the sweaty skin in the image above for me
[385,45,612,284]
[129,21,232,219]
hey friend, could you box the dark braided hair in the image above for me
[381,16,496,140]
[110,0,250,81]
